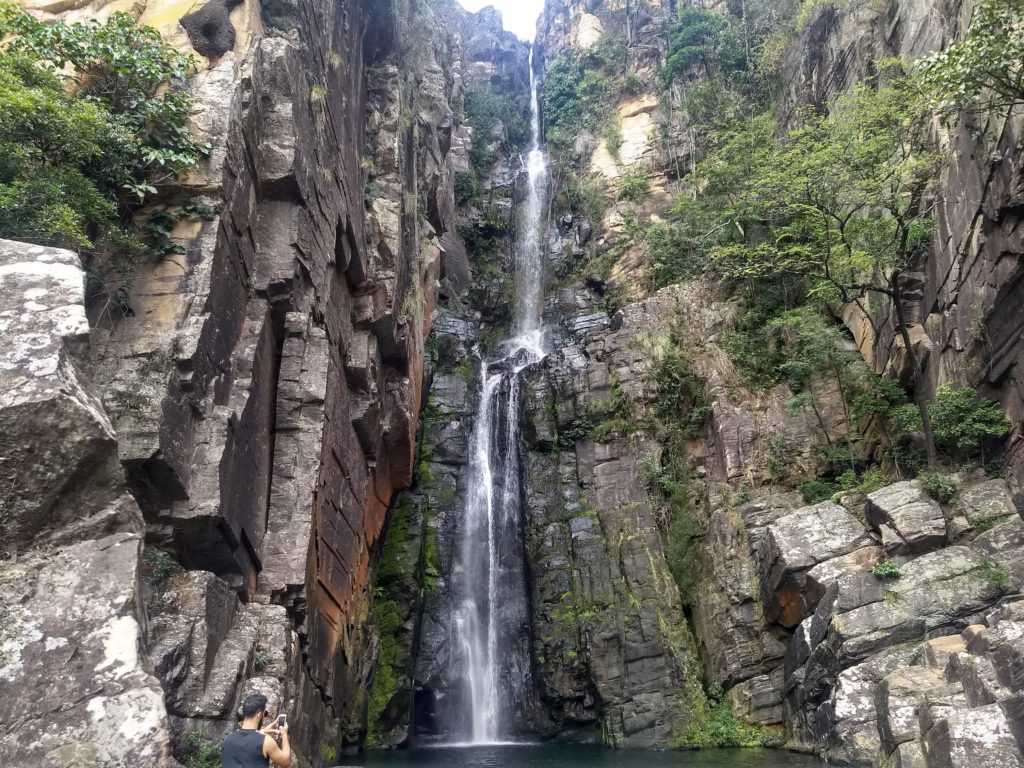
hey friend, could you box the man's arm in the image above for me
[263,725,291,767]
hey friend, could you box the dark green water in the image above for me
[356,745,828,767]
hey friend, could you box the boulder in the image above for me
[0,239,176,766]
[955,479,1017,528]
[866,481,947,555]
[922,702,1024,768]
[972,516,1024,590]
[149,571,261,720]
[0,530,176,766]
[827,547,1001,664]
[876,666,959,755]
[760,501,873,627]
[0,240,113,551]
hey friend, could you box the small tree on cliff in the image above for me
[712,69,943,467]
[918,0,1024,113]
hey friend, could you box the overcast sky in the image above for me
[457,0,544,41]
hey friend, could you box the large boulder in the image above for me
[760,501,873,627]
[0,239,176,766]
[866,481,947,555]
[955,479,1017,528]
[0,240,115,551]
[0,529,175,766]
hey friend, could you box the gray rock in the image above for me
[922,702,1024,768]
[876,666,958,755]
[956,479,1017,527]
[761,502,873,627]
[867,481,947,555]
[0,532,175,766]
[972,516,1024,590]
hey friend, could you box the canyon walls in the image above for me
[1,0,1023,764]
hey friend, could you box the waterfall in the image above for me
[451,49,548,744]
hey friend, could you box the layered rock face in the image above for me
[524,0,1024,763]
[6,0,477,763]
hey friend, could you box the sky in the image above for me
[457,0,545,41]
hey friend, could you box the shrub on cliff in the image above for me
[0,5,205,252]
[663,7,729,83]
[918,0,1024,113]
[896,384,1012,462]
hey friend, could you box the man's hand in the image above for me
[264,722,291,767]
[260,723,281,737]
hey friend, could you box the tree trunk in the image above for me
[891,272,937,468]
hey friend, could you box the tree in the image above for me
[918,0,1024,113]
[663,7,730,83]
[712,70,944,466]
[0,5,206,191]
[0,4,207,308]
[0,55,124,248]
[897,384,1012,461]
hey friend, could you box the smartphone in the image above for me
[277,713,287,728]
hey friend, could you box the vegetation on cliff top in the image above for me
[0,4,207,309]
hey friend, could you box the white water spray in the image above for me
[452,50,548,744]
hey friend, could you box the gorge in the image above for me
[0,0,1022,767]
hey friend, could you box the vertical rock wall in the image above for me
[7,0,475,763]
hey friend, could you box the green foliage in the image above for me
[872,558,902,579]
[0,56,121,249]
[928,384,1011,458]
[663,7,730,83]
[917,471,956,503]
[542,54,584,142]
[561,174,609,224]
[675,686,778,748]
[0,4,205,309]
[542,52,614,152]
[712,72,938,306]
[895,384,1011,459]
[972,516,1000,534]
[586,383,635,442]
[798,480,837,503]
[646,220,707,288]
[615,166,652,201]
[858,468,889,493]
[454,171,480,206]
[584,29,628,74]
[622,71,644,95]
[978,558,1010,590]
[642,457,702,602]
[605,118,623,158]
[253,649,271,673]
[366,598,403,745]
[651,350,710,444]
[918,0,1024,112]
[143,549,177,584]
[464,88,530,166]
[181,732,221,768]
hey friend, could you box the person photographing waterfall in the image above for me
[221,693,293,767]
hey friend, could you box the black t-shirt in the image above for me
[221,728,268,768]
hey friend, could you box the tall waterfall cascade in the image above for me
[450,50,549,744]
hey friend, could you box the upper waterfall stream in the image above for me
[450,50,549,744]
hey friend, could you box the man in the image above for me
[221,693,292,768]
